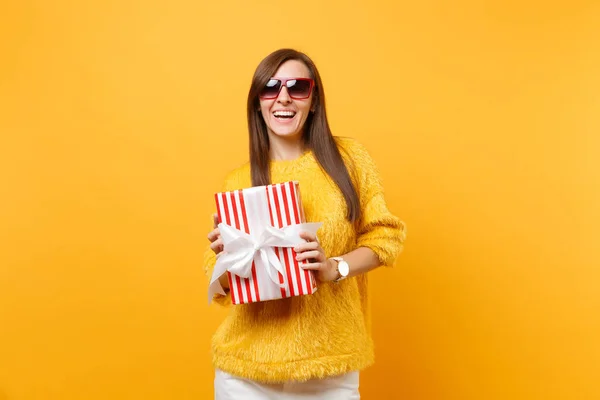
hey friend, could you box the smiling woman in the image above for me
[259,71,315,142]
[203,48,406,399]
[247,50,363,222]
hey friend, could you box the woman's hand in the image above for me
[294,231,338,283]
[207,214,223,258]
[207,213,229,289]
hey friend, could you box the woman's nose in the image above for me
[277,86,292,104]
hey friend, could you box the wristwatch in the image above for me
[330,257,350,283]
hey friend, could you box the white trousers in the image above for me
[214,369,360,400]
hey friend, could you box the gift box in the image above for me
[208,181,321,305]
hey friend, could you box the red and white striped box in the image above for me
[214,181,317,305]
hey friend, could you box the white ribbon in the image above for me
[208,221,322,303]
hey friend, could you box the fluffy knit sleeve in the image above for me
[343,138,407,267]
[203,167,248,307]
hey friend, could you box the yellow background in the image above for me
[1,0,599,399]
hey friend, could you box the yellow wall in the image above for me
[1,1,599,399]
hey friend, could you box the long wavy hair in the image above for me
[247,49,360,222]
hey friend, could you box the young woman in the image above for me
[205,48,406,399]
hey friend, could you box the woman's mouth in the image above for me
[273,110,297,121]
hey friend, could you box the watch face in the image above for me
[338,260,350,277]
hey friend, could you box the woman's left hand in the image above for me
[294,231,338,283]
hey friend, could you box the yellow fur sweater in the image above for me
[203,137,406,383]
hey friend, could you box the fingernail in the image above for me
[295,256,300,261]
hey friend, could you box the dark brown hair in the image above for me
[247,48,360,222]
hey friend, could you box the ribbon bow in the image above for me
[208,222,322,302]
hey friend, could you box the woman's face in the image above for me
[259,60,314,141]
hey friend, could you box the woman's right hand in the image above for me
[208,213,230,290]
[207,213,224,257]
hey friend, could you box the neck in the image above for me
[268,132,305,161]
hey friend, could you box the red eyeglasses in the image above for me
[259,77,314,100]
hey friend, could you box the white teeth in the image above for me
[273,111,296,117]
